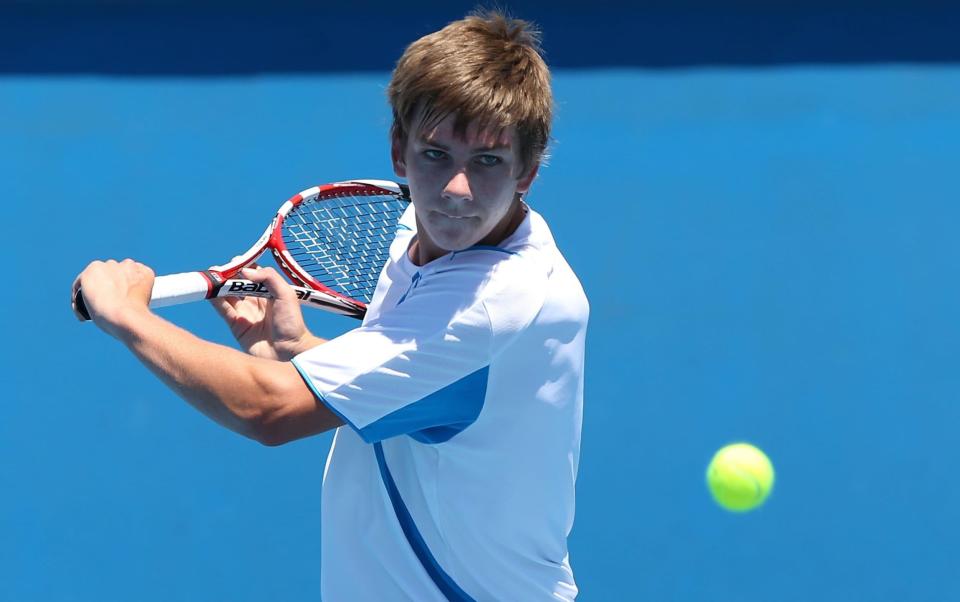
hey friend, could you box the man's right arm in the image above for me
[76,259,343,445]
[116,305,343,445]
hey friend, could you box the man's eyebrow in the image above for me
[471,142,512,152]
[418,135,450,150]
[418,135,512,153]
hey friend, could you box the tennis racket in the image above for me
[75,179,411,321]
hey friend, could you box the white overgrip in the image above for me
[149,272,213,308]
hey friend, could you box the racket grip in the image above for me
[149,272,215,307]
[74,272,214,322]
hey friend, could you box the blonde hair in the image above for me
[387,10,553,174]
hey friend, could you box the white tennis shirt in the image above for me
[292,204,589,601]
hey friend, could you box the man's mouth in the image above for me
[434,211,474,220]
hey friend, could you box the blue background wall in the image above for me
[3,2,959,600]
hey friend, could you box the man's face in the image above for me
[392,112,537,262]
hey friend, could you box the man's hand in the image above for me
[210,266,323,361]
[72,259,155,337]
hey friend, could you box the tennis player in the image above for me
[74,11,588,601]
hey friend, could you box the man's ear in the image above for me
[516,162,540,194]
[391,133,407,178]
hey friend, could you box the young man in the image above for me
[74,11,588,601]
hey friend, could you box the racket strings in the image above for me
[282,192,408,303]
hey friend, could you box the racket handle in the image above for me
[150,272,216,307]
[75,271,366,322]
[74,272,214,322]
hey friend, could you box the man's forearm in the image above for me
[110,306,295,440]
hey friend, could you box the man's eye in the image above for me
[476,155,502,167]
[423,149,446,160]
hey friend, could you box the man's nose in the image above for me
[442,171,472,202]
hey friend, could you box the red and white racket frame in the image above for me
[76,179,408,321]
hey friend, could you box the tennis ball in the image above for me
[706,443,774,512]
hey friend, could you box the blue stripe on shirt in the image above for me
[374,442,477,602]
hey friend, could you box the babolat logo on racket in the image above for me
[229,281,269,293]
[226,281,316,302]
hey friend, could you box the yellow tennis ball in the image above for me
[706,443,774,512]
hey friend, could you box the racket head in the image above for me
[218,179,411,315]
[75,180,410,322]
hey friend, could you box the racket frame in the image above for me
[77,179,409,321]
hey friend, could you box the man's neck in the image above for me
[409,198,528,267]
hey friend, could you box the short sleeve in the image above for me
[291,259,495,444]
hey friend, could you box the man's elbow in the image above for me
[226,408,288,447]
[247,376,340,447]
[251,424,291,447]
[246,399,302,447]
[249,408,339,447]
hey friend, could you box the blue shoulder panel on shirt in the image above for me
[358,366,489,444]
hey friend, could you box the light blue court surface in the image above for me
[3,67,960,600]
